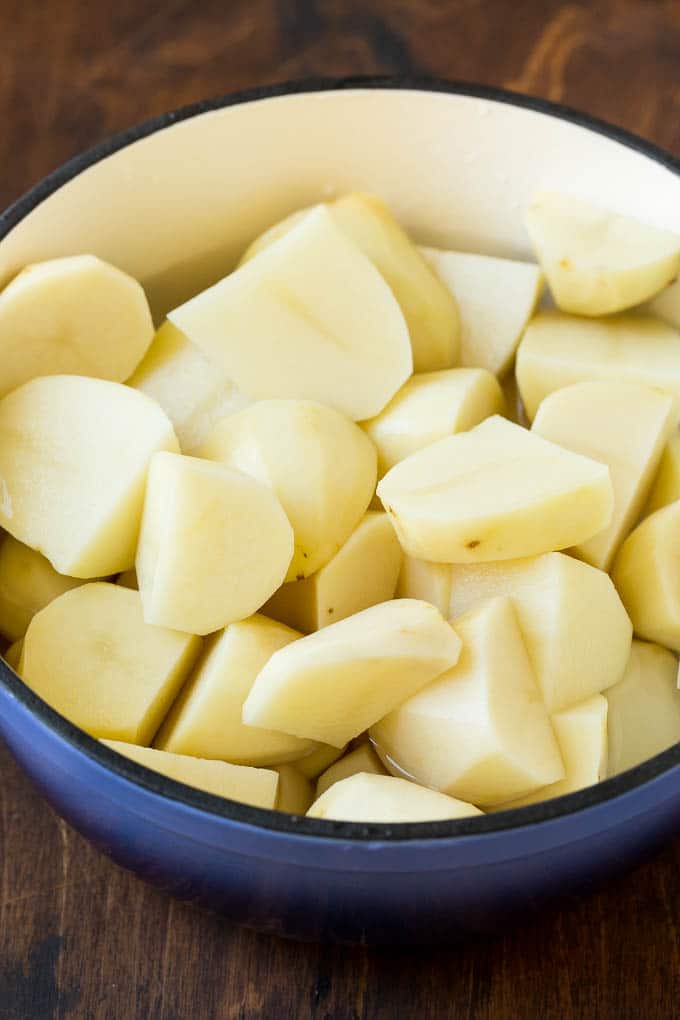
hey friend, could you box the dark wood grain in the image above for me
[1,2,680,1017]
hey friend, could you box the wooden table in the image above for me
[2,2,680,1016]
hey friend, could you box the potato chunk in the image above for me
[169,205,412,421]
[242,599,461,747]
[606,640,680,775]
[0,375,179,577]
[263,512,401,632]
[128,320,249,453]
[316,743,387,798]
[274,765,314,814]
[396,555,452,616]
[199,399,376,580]
[533,381,674,569]
[448,552,631,712]
[136,453,293,635]
[421,247,543,376]
[645,429,680,514]
[612,502,680,650]
[0,255,153,398]
[0,535,85,641]
[155,615,314,766]
[22,583,201,742]
[377,415,613,563]
[525,192,680,316]
[307,773,482,823]
[371,597,564,807]
[103,740,278,809]
[296,743,347,780]
[363,368,504,476]
[516,312,680,420]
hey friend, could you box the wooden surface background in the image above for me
[2,1,680,1017]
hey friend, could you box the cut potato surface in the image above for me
[516,311,680,421]
[242,599,461,748]
[606,640,680,775]
[611,501,680,650]
[307,773,482,823]
[103,740,278,809]
[645,429,680,515]
[128,320,250,454]
[498,695,608,809]
[263,512,402,632]
[296,743,347,780]
[22,583,201,742]
[421,247,543,376]
[274,764,314,814]
[0,255,153,399]
[371,597,564,807]
[137,453,293,634]
[525,192,680,316]
[448,552,632,712]
[155,614,314,766]
[396,555,452,617]
[0,535,86,641]
[377,415,613,563]
[169,205,412,421]
[0,375,179,577]
[363,368,504,476]
[533,381,674,570]
[316,742,387,798]
[199,399,376,581]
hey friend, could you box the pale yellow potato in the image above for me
[371,597,564,807]
[498,695,608,809]
[4,637,22,671]
[155,614,314,766]
[0,255,153,399]
[525,192,680,316]
[274,765,314,814]
[644,276,680,329]
[421,247,543,376]
[645,429,680,514]
[117,569,138,590]
[263,512,401,632]
[0,535,86,641]
[169,205,412,421]
[363,368,504,476]
[611,502,680,650]
[128,320,250,453]
[102,740,278,810]
[377,415,613,563]
[199,399,376,581]
[136,452,293,635]
[516,311,680,421]
[21,583,201,742]
[239,208,309,263]
[296,743,347,780]
[307,773,482,823]
[242,599,461,748]
[606,640,680,775]
[316,743,387,798]
[396,555,452,616]
[0,375,179,577]
[448,552,631,712]
[533,381,674,569]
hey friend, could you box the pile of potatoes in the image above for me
[2,189,680,823]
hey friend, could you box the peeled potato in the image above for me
[606,640,680,775]
[0,375,178,577]
[371,597,564,807]
[396,555,452,617]
[645,429,680,514]
[525,192,680,316]
[533,381,674,570]
[22,583,201,742]
[296,743,347,780]
[242,599,461,748]
[448,552,632,713]
[0,255,153,398]
[136,453,293,635]
[103,740,278,809]
[128,320,250,453]
[377,415,613,563]
[307,773,482,823]
[274,765,314,814]
[421,247,543,376]
[316,743,387,798]
[155,614,314,766]
[263,512,402,632]
[0,535,86,641]
[516,312,680,421]
[169,205,412,421]
[199,399,376,581]
[363,368,504,476]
